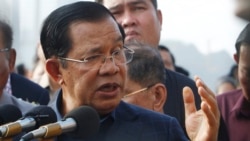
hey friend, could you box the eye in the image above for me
[135,6,145,11]
[113,50,122,56]
[110,9,123,16]
[84,54,102,62]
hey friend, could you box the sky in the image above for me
[158,0,248,56]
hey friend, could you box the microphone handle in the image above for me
[0,122,21,137]
[0,137,12,141]
[0,118,36,137]
[44,118,76,138]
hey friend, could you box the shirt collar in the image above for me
[232,91,250,118]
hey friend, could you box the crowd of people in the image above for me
[0,0,249,140]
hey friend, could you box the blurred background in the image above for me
[0,0,248,92]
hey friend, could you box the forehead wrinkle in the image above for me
[81,34,123,55]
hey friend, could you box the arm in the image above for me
[183,76,220,141]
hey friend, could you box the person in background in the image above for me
[32,43,60,104]
[1,20,49,105]
[123,43,167,114]
[158,45,190,76]
[158,45,175,71]
[215,76,238,95]
[15,63,31,79]
[228,64,240,88]
[96,0,201,133]
[217,23,250,141]
[0,19,35,115]
[41,2,219,140]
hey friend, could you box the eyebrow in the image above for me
[109,0,147,11]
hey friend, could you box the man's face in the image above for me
[236,44,250,100]
[0,32,11,94]
[102,0,162,48]
[60,17,126,115]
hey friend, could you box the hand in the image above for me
[183,76,220,141]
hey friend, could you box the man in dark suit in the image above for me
[41,2,219,140]
[10,73,50,105]
[96,0,201,134]
[0,19,49,106]
[0,19,36,115]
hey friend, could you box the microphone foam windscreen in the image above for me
[0,104,22,125]
[24,105,57,129]
[64,106,100,139]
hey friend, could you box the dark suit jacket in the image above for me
[164,69,201,136]
[50,92,188,141]
[10,73,50,105]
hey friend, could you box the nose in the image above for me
[99,56,118,75]
[118,11,137,28]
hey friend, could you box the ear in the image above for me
[151,83,167,113]
[156,10,163,27]
[234,53,239,64]
[9,48,16,72]
[45,58,63,85]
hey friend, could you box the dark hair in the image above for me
[235,23,250,56]
[126,43,166,87]
[158,45,175,65]
[40,1,124,59]
[0,20,13,49]
[95,0,158,9]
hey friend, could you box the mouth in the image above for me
[96,83,120,98]
[125,31,139,41]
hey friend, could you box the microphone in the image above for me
[0,105,57,138]
[21,106,100,140]
[0,104,22,125]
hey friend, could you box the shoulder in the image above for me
[116,101,181,126]
[164,69,198,96]
[216,89,242,106]
[114,102,188,140]
[10,73,50,105]
[10,73,45,90]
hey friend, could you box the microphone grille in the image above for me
[0,104,22,125]
[24,105,57,129]
[64,106,100,139]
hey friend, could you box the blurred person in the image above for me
[158,45,190,76]
[96,0,201,133]
[0,19,35,114]
[158,45,175,71]
[215,76,237,95]
[15,63,32,78]
[123,43,167,114]
[32,43,60,103]
[41,2,219,140]
[0,20,49,105]
[235,0,250,21]
[217,23,250,141]
[228,64,240,88]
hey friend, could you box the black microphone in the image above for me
[0,104,22,125]
[0,105,57,138]
[21,106,100,140]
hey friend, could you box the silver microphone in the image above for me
[21,106,100,140]
[0,105,57,138]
